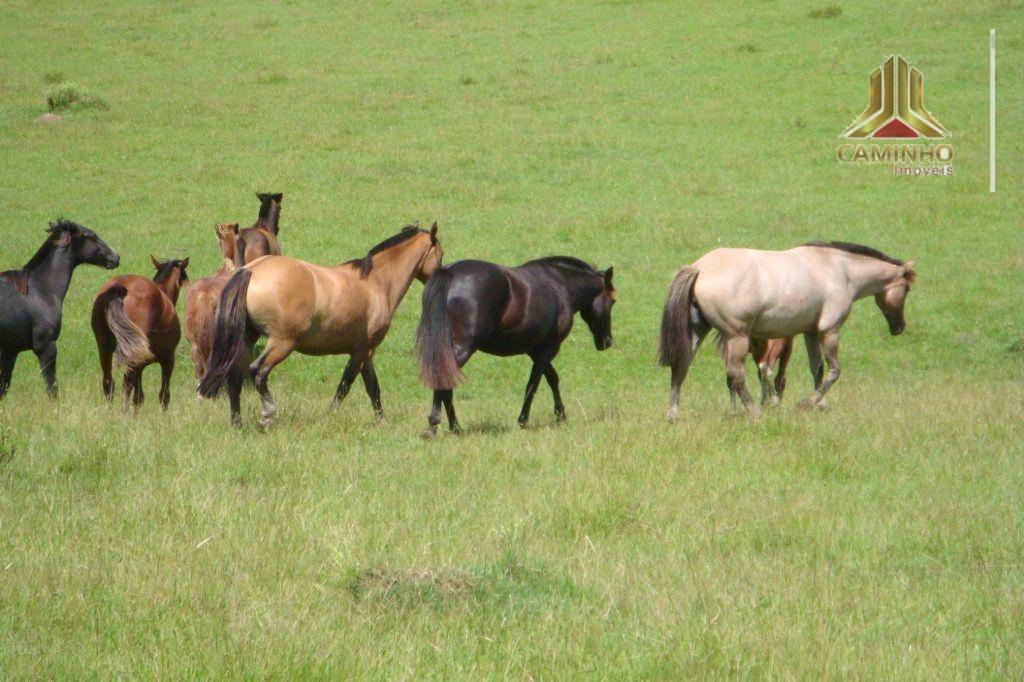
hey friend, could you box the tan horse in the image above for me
[183,222,242,380]
[659,241,915,419]
[198,223,443,427]
[91,256,190,410]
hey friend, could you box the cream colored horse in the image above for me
[659,241,916,419]
[198,224,442,427]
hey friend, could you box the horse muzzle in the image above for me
[596,336,613,351]
[889,323,905,336]
[104,255,120,269]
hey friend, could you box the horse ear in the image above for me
[604,267,614,286]
[229,222,239,235]
[181,257,190,270]
[903,260,916,283]
[430,222,438,239]
[150,254,161,270]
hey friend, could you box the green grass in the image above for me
[1,0,1022,677]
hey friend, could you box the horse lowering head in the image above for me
[580,267,615,351]
[415,222,443,282]
[49,219,119,269]
[874,261,915,335]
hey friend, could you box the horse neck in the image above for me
[26,246,76,305]
[257,202,280,235]
[557,268,602,313]
[842,256,902,300]
[364,238,429,315]
[156,275,182,304]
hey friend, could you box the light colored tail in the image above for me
[102,286,153,369]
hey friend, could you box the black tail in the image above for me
[658,267,699,369]
[415,267,463,390]
[197,268,253,398]
[101,285,154,369]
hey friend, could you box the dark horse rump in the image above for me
[416,257,616,436]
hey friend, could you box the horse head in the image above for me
[581,266,615,351]
[50,220,119,270]
[874,261,915,335]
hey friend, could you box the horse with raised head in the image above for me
[659,241,915,419]
[415,256,616,437]
[198,223,443,428]
[238,192,283,264]
[0,220,119,399]
[183,222,242,380]
[92,256,190,410]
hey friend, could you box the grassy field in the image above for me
[1,0,1022,677]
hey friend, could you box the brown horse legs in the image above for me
[359,360,384,422]
[517,362,546,428]
[158,356,174,410]
[423,389,460,438]
[331,349,370,412]
[250,337,294,429]
[122,367,143,411]
[544,365,566,422]
[35,342,58,400]
[724,336,760,417]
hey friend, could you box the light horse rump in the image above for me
[659,241,916,419]
[198,223,443,427]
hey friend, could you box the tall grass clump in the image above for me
[45,82,108,113]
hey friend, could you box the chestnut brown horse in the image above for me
[92,256,189,410]
[660,241,915,419]
[198,223,443,428]
[183,222,241,380]
[750,337,793,405]
[238,192,283,264]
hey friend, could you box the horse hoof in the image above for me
[517,420,528,430]
[420,428,437,440]
[451,424,463,436]
[666,408,679,423]
[373,411,385,425]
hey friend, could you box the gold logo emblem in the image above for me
[842,55,949,139]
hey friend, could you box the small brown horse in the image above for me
[92,256,189,410]
[750,337,793,405]
[238,192,283,264]
[184,222,241,380]
[198,224,442,428]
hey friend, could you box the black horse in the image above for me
[0,220,119,398]
[416,256,615,437]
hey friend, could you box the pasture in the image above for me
[1,0,1022,677]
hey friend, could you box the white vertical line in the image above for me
[990,29,996,193]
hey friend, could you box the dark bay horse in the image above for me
[0,220,119,399]
[92,256,190,410]
[416,257,615,437]
[199,224,443,428]
[659,241,915,419]
[238,192,283,264]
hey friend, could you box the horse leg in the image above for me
[542,364,566,422]
[34,342,58,399]
[724,336,759,417]
[133,365,145,410]
[441,390,460,434]
[359,358,384,423]
[799,333,826,410]
[98,344,115,401]
[517,360,547,428]
[249,337,294,429]
[227,366,244,427]
[774,337,793,401]
[122,367,138,412]
[158,355,174,410]
[809,330,840,409]
[423,390,445,438]
[0,351,16,399]
[332,348,370,411]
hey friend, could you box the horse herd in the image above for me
[0,192,916,434]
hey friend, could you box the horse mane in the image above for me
[805,241,904,266]
[524,255,602,277]
[0,219,82,294]
[345,225,423,278]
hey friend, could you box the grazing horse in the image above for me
[416,257,616,437]
[659,241,915,419]
[198,223,443,428]
[92,256,190,410]
[237,192,283,264]
[183,222,242,380]
[0,220,119,399]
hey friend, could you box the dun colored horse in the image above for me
[92,256,190,410]
[416,256,615,437]
[659,241,915,419]
[183,222,241,380]
[238,192,283,264]
[198,223,443,427]
[0,220,119,399]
